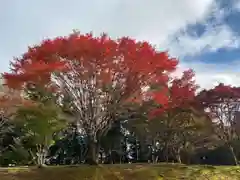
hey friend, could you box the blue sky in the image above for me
[1,0,240,89]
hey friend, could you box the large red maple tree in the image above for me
[3,31,178,164]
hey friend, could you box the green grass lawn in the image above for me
[0,164,240,180]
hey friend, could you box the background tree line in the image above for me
[0,32,240,167]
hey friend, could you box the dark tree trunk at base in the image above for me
[176,155,182,164]
[175,147,183,164]
[86,140,99,165]
[229,145,238,165]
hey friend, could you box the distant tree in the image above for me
[146,70,203,163]
[124,70,206,163]
[197,83,240,165]
[0,84,33,164]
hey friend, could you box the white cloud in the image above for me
[233,0,240,10]
[0,0,218,59]
[173,61,240,90]
[1,0,240,89]
[116,0,214,40]
[165,24,239,58]
[159,2,240,58]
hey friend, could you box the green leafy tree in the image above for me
[15,103,66,167]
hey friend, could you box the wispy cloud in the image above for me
[160,2,240,58]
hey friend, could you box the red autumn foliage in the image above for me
[3,31,178,107]
[150,69,198,117]
[4,60,67,89]
[197,83,240,120]
[0,87,35,118]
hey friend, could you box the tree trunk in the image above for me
[176,148,182,164]
[36,145,47,168]
[155,155,159,163]
[165,143,169,162]
[229,145,238,165]
[86,140,99,165]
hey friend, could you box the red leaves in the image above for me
[0,88,35,117]
[150,69,198,117]
[153,91,169,105]
[3,59,67,89]
[3,31,178,101]
[196,83,240,121]
[197,83,240,106]
[170,69,197,107]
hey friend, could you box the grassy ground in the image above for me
[0,164,240,180]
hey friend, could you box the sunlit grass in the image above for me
[1,163,239,179]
